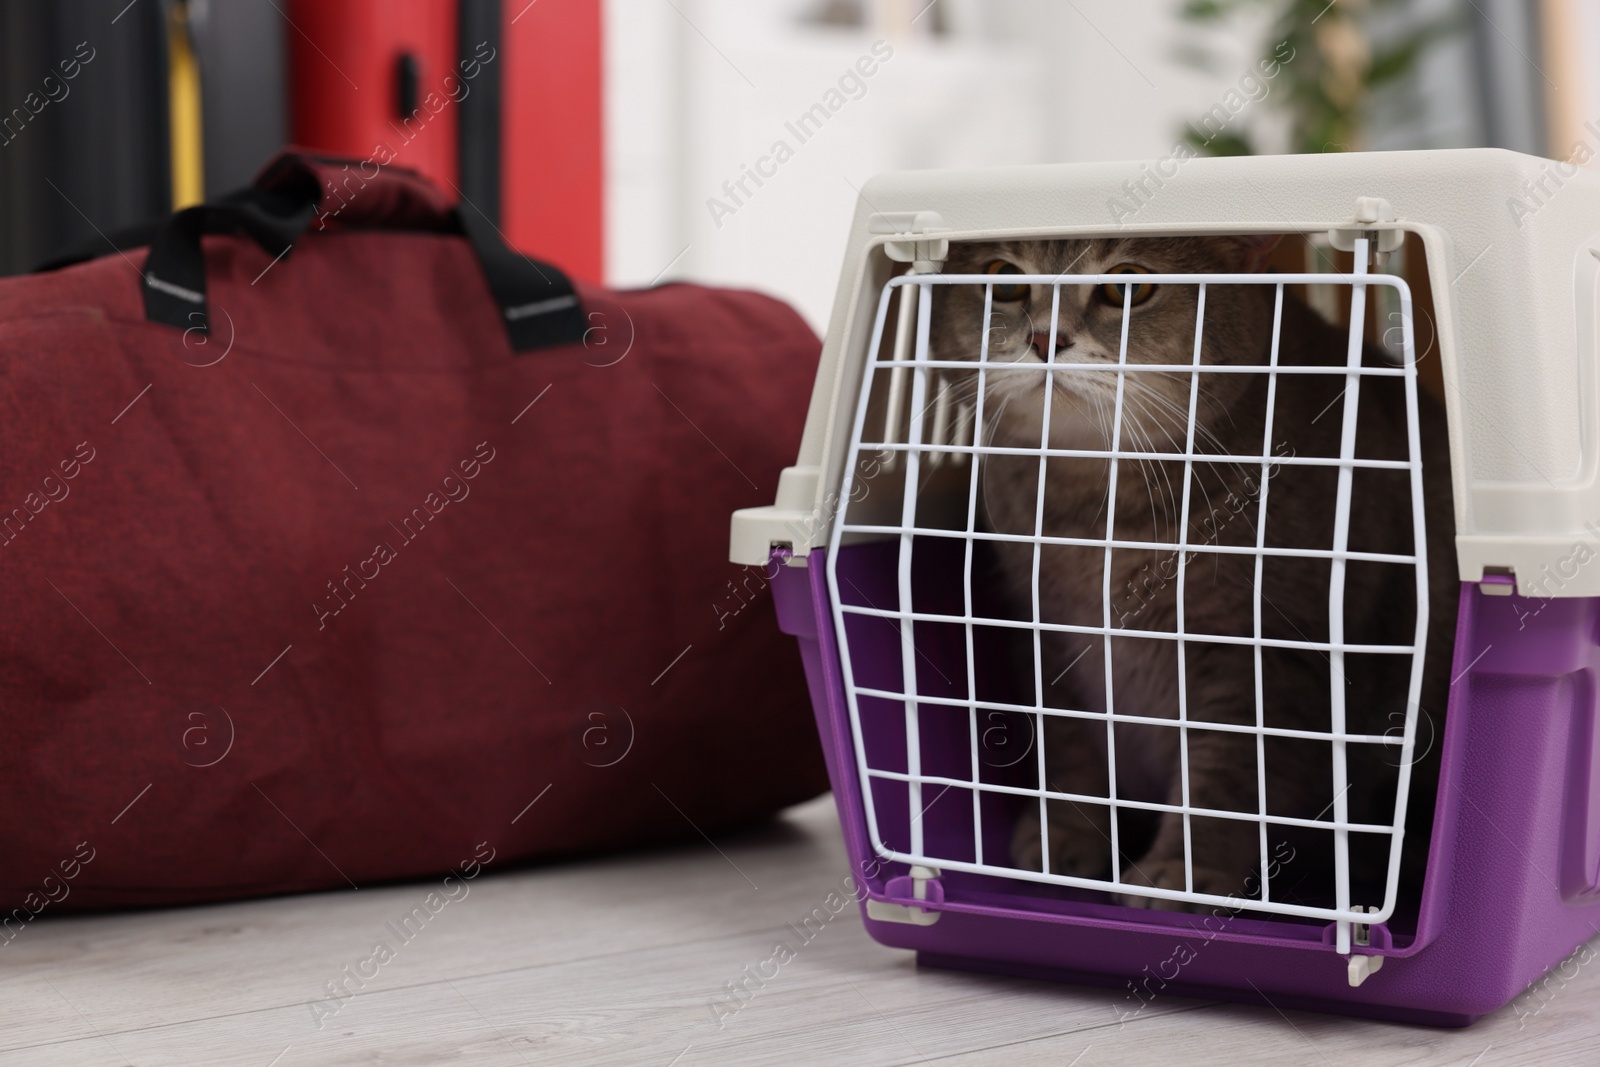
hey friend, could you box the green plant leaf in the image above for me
[1178,0,1236,21]
[1176,0,1463,158]
[1195,130,1257,156]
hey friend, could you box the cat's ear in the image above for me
[1231,234,1284,272]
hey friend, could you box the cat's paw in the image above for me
[1115,860,1246,912]
[1009,803,1113,879]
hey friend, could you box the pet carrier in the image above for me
[731,149,1600,1025]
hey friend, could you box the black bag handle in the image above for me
[42,151,586,354]
[140,185,320,334]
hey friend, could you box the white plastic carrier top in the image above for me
[731,148,1600,598]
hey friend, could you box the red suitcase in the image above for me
[287,0,604,282]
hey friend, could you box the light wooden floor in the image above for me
[4,793,1595,1066]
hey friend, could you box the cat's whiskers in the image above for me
[1140,417,1181,549]
[1122,378,1273,584]
[971,323,1259,584]
[1120,413,1164,544]
[1123,383,1236,555]
[1112,396,1164,538]
[1124,377,1258,491]
[975,394,1014,532]
[1030,365,1244,553]
[1117,392,1179,546]
[1042,366,1179,544]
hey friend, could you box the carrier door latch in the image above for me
[864,864,943,926]
[1479,565,1516,596]
[1348,954,1384,987]
[1346,905,1386,987]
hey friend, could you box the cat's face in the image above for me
[929,236,1281,449]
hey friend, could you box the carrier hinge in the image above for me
[1329,197,1404,269]
[864,864,942,926]
[869,211,948,269]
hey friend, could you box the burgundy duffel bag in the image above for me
[0,150,826,916]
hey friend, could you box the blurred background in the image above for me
[1,0,1595,331]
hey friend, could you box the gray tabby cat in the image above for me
[927,236,1456,913]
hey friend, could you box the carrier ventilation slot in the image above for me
[879,275,975,472]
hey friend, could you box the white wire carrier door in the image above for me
[825,241,1430,940]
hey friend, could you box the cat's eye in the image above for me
[1098,264,1156,308]
[983,260,1029,302]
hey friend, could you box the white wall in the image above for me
[604,0,1270,332]
[1557,0,1600,156]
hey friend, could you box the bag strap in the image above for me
[119,149,583,353]
[141,184,319,332]
[455,206,583,351]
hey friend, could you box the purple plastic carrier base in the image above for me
[772,540,1600,1027]
[916,952,1476,1028]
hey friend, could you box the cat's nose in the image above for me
[1031,331,1069,358]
